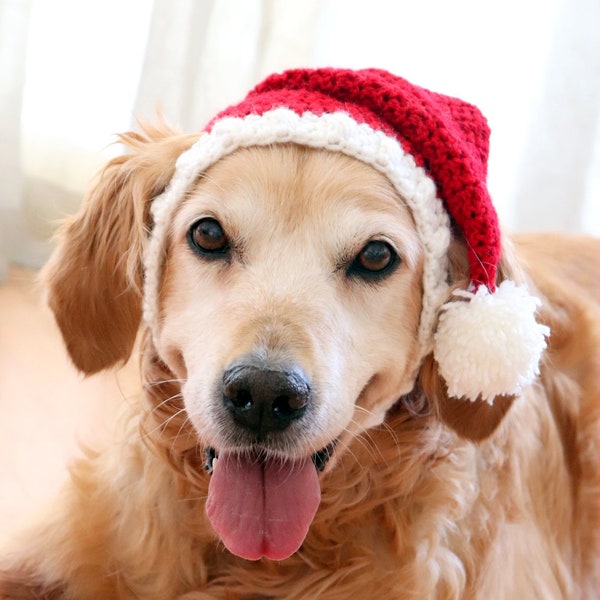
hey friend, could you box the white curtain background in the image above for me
[0,0,598,281]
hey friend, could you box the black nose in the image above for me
[222,363,311,434]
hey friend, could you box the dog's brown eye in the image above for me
[188,218,229,256]
[356,241,393,271]
[348,240,398,280]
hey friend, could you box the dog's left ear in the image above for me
[419,236,538,442]
[43,124,198,375]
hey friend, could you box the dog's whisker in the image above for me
[175,494,208,504]
[353,404,403,449]
[350,424,381,457]
[345,412,397,470]
[168,412,195,455]
[334,428,368,472]
[146,377,187,388]
[148,391,185,415]
[161,405,188,429]
[143,404,187,440]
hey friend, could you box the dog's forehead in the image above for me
[172,145,416,247]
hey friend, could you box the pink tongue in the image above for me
[206,451,321,560]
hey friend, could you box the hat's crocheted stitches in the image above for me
[209,68,500,291]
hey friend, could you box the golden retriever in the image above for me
[0,123,598,599]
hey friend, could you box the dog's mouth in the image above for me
[203,443,336,561]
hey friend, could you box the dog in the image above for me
[1,69,598,599]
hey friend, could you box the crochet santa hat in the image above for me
[144,67,549,403]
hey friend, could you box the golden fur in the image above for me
[1,125,598,599]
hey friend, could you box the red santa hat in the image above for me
[144,68,549,403]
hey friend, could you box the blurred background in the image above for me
[0,0,598,540]
[0,0,599,278]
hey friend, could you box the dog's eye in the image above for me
[188,218,229,256]
[348,241,398,280]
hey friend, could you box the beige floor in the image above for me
[0,266,139,545]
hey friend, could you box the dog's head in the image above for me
[44,69,548,561]
[43,130,517,559]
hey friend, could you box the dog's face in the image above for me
[157,145,423,462]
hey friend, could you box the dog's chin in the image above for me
[203,442,336,562]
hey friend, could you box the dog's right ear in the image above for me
[43,124,198,375]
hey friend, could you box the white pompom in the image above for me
[433,280,550,403]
